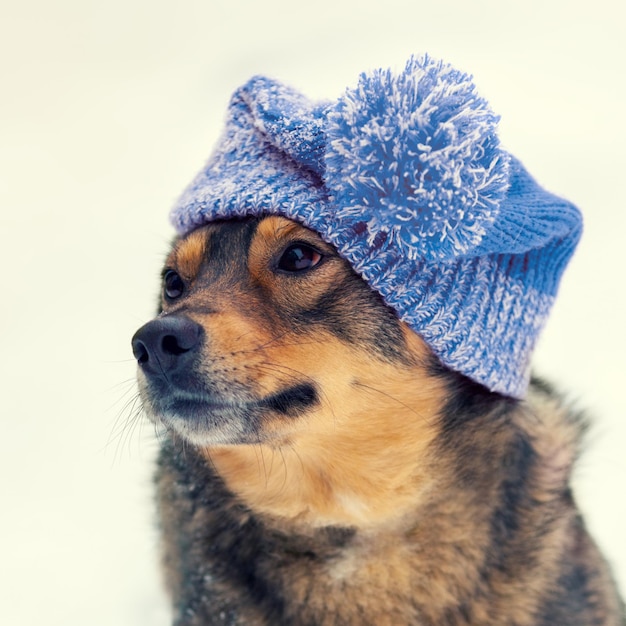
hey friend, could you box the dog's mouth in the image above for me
[258,383,318,415]
[141,381,319,445]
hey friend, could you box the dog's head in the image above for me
[132,215,509,525]
[133,215,445,446]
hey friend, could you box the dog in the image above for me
[132,215,624,625]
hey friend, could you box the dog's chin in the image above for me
[140,383,319,447]
[142,394,257,446]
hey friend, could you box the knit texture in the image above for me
[170,55,582,398]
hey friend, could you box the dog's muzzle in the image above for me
[131,314,319,444]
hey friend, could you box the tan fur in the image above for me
[167,228,207,283]
[206,328,444,527]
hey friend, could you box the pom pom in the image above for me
[324,55,510,261]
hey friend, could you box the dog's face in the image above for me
[133,216,447,525]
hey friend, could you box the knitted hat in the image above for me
[170,55,582,399]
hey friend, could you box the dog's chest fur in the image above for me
[155,383,624,626]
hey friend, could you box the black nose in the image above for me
[132,316,203,376]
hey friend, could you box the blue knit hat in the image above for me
[170,55,582,399]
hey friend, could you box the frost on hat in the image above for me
[170,55,582,399]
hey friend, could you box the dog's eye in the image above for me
[277,244,323,273]
[163,270,185,300]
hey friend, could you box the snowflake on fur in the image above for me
[324,55,510,262]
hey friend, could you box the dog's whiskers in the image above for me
[351,381,434,426]
[254,360,338,426]
[106,391,149,463]
[107,388,142,445]
[230,333,325,358]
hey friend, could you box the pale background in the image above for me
[1,1,624,624]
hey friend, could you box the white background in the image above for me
[1,1,624,624]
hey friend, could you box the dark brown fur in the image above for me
[133,216,625,625]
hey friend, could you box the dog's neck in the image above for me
[202,359,447,529]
